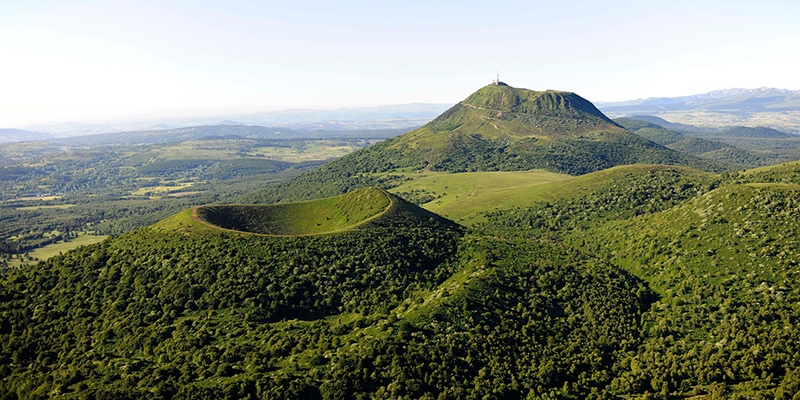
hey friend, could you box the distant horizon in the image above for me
[7,85,799,131]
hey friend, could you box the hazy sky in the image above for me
[2,0,799,127]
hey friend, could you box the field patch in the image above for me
[386,170,571,222]
[6,234,109,268]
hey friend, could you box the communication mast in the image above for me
[491,70,505,85]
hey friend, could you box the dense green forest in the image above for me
[479,163,800,398]
[0,193,656,399]
[4,162,800,399]
[614,118,772,167]
[4,85,800,399]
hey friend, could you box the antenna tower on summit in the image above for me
[491,70,505,85]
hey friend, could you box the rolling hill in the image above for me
[185,187,457,236]
[478,161,800,398]
[0,183,654,399]
[614,117,772,167]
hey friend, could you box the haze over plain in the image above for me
[1,0,799,127]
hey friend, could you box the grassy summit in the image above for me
[426,84,621,137]
[388,85,626,158]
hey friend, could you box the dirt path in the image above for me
[422,148,434,172]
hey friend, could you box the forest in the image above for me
[3,86,800,399]
[2,161,800,399]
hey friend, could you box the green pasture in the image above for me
[6,234,109,268]
[383,165,714,224]
[129,181,196,197]
[12,204,76,211]
[385,170,570,222]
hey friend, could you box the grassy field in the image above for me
[385,165,717,225]
[151,138,376,163]
[129,181,197,197]
[740,159,800,175]
[385,170,570,223]
[12,204,76,211]
[6,234,109,268]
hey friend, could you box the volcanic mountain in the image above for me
[243,84,721,203]
[163,186,460,236]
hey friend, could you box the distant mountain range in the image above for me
[5,87,800,143]
[46,125,410,147]
[598,87,800,133]
[13,103,452,139]
[598,87,800,113]
[0,128,54,144]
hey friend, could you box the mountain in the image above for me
[7,84,800,399]
[0,128,54,144]
[598,87,800,114]
[243,84,722,204]
[43,125,409,147]
[597,88,800,133]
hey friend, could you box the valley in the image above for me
[0,135,382,264]
[2,84,800,399]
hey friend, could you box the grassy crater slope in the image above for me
[195,187,392,235]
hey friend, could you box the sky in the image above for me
[2,0,799,127]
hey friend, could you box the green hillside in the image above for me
[5,160,800,398]
[718,126,793,138]
[615,117,770,167]
[0,186,655,399]
[244,85,722,205]
[6,85,800,400]
[478,162,800,398]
